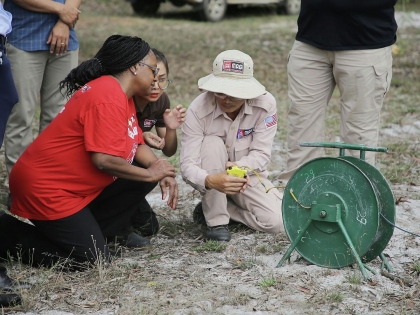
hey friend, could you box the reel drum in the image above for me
[277,142,396,279]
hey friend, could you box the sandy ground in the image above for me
[7,118,420,315]
[3,10,420,315]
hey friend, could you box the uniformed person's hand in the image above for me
[159,176,178,209]
[205,172,248,195]
[225,161,249,193]
[147,158,176,182]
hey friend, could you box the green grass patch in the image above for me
[191,240,227,253]
[328,291,344,303]
[378,141,420,185]
[258,277,276,287]
[412,261,420,275]
[346,273,363,285]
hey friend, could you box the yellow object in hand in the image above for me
[227,166,247,178]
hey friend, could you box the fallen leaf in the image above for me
[296,285,311,294]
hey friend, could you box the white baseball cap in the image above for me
[198,50,266,99]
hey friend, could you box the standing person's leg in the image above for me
[4,47,46,189]
[334,47,393,165]
[279,41,336,184]
[40,50,78,132]
[0,44,18,146]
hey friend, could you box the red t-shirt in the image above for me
[9,76,145,220]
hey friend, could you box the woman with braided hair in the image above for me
[0,35,179,268]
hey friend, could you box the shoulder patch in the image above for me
[264,113,277,129]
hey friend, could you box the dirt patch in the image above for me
[1,9,419,315]
[4,109,419,315]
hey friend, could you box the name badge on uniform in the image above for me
[237,127,254,139]
[144,119,157,128]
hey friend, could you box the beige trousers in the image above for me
[200,136,284,233]
[3,44,78,189]
[280,41,393,183]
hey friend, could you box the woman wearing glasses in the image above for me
[130,48,186,238]
[0,35,179,268]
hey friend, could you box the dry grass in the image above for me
[1,2,420,314]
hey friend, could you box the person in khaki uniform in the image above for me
[279,0,397,184]
[180,50,284,242]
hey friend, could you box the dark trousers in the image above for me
[0,176,157,268]
[0,41,19,145]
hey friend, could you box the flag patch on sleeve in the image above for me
[264,114,277,129]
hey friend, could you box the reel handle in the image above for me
[299,142,388,161]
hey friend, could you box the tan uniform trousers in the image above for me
[280,41,393,183]
[3,44,78,188]
[200,136,284,234]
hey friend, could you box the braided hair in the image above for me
[60,35,151,98]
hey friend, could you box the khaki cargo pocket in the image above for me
[373,64,390,100]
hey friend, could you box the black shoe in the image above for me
[193,202,205,224]
[121,232,151,249]
[206,225,231,242]
[7,194,11,211]
[130,199,159,236]
[0,267,32,291]
[0,293,22,307]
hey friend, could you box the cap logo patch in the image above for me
[222,60,244,74]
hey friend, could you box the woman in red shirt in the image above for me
[0,35,179,268]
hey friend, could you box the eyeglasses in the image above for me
[138,61,160,78]
[156,77,172,90]
[214,92,244,101]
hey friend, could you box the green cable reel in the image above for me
[277,142,396,280]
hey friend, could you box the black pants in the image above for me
[0,176,157,268]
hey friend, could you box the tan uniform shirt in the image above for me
[180,91,278,193]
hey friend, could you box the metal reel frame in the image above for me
[276,142,396,280]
